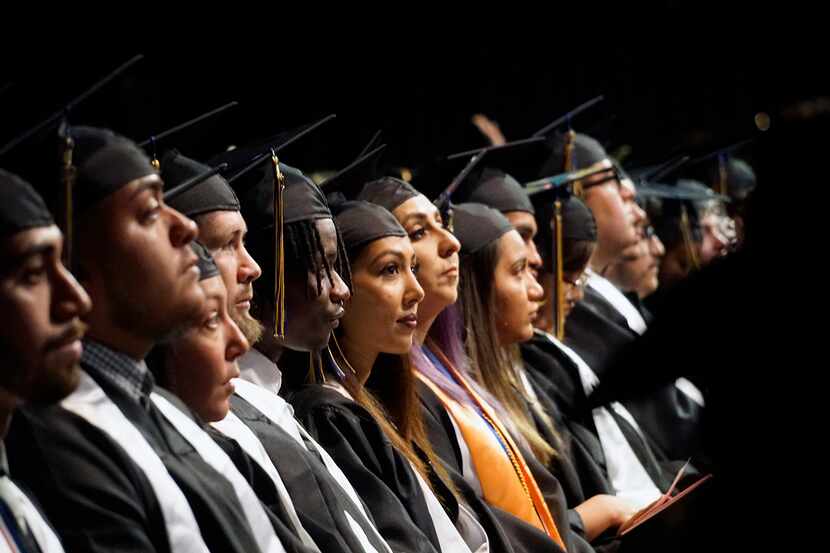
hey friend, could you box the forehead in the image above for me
[199,275,227,303]
[393,194,438,222]
[498,230,526,261]
[504,210,537,230]
[1,225,62,259]
[363,235,414,260]
[313,218,338,253]
[197,210,246,237]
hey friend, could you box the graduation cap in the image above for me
[160,150,235,214]
[223,115,336,340]
[0,169,53,239]
[524,164,605,340]
[451,202,515,256]
[531,97,613,195]
[641,179,730,272]
[319,144,387,201]
[355,129,382,160]
[138,101,239,170]
[330,198,406,256]
[688,138,756,199]
[213,114,336,182]
[0,55,144,157]
[422,138,549,217]
[0,55,146,264]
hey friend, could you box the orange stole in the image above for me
[417,344,566,550]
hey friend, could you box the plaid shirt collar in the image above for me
[81,340,154,408]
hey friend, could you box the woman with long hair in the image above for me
[284,198,487,553]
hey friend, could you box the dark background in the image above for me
[1,26,824,178]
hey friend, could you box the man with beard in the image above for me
[0,169,92,552]
[6,127,277,553]
[162,150,392,553]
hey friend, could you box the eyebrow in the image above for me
[370,249,407,265]
[130,180,163,200]
[401,212,429,226]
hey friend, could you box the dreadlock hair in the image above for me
[249,218,352,325]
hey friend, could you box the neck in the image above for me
[86,327,152,360]
[415,298,444,345]
[589,246,616,275]
[338,335,378,388]
[255,332,284,364]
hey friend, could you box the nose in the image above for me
[439,227,461,259]
[167,206,198,247]
[53,262,93,322]
[403,269,425,308]
[238,244,262,285]
[225,315,250,362]
[526,269,544,302]
[329,269,351,305]
[527,239,543,274]
[650,234,666,258]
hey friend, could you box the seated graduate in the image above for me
[521,195,683,513]
[357,177,591,553]
[0,169,92,552]
[284,193,489,553]
[6,126,272,553]
[145,242,322,553]
[162,149,391,553]
[233,157,435,553]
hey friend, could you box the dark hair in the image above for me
[249,219,352,324]
[458,239,559,466]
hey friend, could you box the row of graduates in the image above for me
[0,94,748,552]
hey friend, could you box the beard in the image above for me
[233,309,264,345]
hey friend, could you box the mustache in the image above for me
[45,320,89,350]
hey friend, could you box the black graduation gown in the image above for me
[284,384,442,553]
[416,381,595,553]
[521,333,679,492]
[564,287,704,465]
[225,393,390,553]
[5,371,263,553]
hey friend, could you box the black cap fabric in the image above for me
[71,126,156,212]
[330,199,406,254]
[161,150,239,217]
[357,177,421,212]
[452,202,515,256]
[191,241,220,281]
[0,169,54,238]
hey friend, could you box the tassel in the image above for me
[271,149,286,339]
[60,128,76,266]
[553,199,566,340]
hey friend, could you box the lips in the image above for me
[396,313,418,329]
[328,307,346,328]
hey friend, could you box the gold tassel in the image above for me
[61,133,76,265]
[679,205,701,272]
[563,130,583,197]
[151,157,161,171]
[271,150,287,339]
[553,200,566,340]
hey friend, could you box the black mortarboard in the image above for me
[357,176,421,212]
[0,55,144,157]
[330,198,406,255]
[0,169,53,238]
[161,150,239,217]
[452,202,515,256]
[138,101,239,170]
[432,138,548,215]
[70,126,156,212]
[191,240,220,281]
[319,144,387,200]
